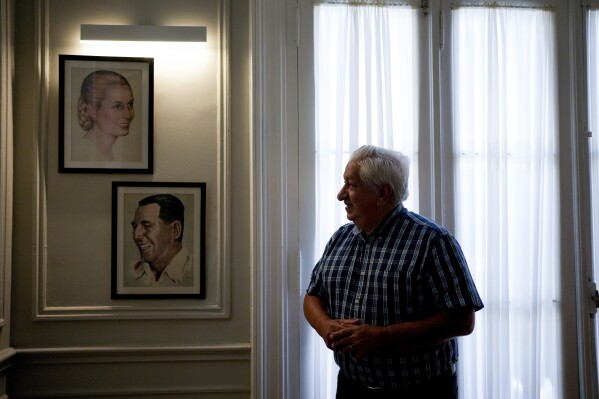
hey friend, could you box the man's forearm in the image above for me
[303,293,357,350]
[328,307,476,362]
[303,294,333,338]
[380,307,475,349]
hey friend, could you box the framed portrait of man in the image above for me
[59,55,154,173]
[111,181,206,299]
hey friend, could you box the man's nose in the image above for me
[337,186,347,201]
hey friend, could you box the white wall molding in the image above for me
[0,2,20,398]
[252,0,300,398]
[30,0,233,321]
[15,343,250,361]
[11,344,250,398]
[0,0,14,330]
[0,347,16,374]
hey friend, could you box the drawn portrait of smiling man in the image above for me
[126,194,194,287]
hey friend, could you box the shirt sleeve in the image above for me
[306,261,325,298]
[305,232,340,299]
[426,232,484,312]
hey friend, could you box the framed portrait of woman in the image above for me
[59,54,154,173]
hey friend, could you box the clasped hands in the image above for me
[323,319,385,363]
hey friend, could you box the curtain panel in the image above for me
[453,6,560,399]
[310,3,561,399]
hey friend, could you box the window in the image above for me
[587,7,599,393]
[452,6,560,398]
[303,2,566,399]
[313,2,421,233]
[305,5,421,397]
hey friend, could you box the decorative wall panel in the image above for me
[32,0,231,320]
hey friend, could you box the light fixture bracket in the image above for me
[81,24,207,42]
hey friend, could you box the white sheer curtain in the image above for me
[587,8,599,385]
[452,7,561,399]
[309,3,419,398]
[311,3,561,399]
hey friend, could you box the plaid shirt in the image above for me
[307,205,484,388]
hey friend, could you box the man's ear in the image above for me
[171,221,183,241]
[376,183,393,205]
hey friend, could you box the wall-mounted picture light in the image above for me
[80,24,207,42]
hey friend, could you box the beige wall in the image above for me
[0,0,15,398]
[10,0,251,397]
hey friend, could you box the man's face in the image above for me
[131,203,177,268]
[93,84,135,138]
[337,161,380,231]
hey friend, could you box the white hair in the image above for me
[349,145,410,205]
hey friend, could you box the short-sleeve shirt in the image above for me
[306,205,484,388]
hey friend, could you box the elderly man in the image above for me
[304,145,483,398]
[127,194,194,287]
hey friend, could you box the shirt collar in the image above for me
[160,246,191,282]
[352,204,404,238]
[131,246,191,283]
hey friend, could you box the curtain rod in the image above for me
[451,1,554,11]
[313,0,417,6]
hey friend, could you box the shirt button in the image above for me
[355,299,359,304]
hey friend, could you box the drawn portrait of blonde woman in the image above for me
[75,70,136,161]
[59,55,153,173]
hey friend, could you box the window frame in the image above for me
[251,1,599,398]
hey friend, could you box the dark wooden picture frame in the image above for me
[111,182,206,299]
[59,55,154,173]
